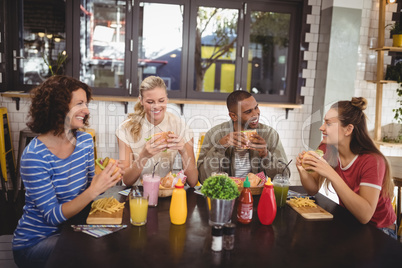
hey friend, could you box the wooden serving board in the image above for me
[86,209,124,224]
[287,201,333,220]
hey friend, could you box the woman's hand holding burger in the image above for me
[90,158,124,197]
[167,132,185,153]
[142,132,171,158]
[296,150,335,178]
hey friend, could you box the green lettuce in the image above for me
[201,175,240,200]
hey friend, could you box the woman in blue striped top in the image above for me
[12,76,123,268]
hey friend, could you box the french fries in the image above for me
[288,197,317,208]
[89,197,125,215]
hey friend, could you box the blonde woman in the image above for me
[116,76,198,187]
[296,97,396,239]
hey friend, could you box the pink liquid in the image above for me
[143,174,161,206]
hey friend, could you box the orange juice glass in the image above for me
[129,193,149,226]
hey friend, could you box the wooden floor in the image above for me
[0,190,24,268]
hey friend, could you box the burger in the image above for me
[160,171,175,188]
[95,157,121,177]
[159,171,187,188]
[241,130,257,149]
[246,173,262,187]
[145,131,174,152]
[301,150,324,173]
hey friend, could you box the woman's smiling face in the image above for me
[140,87,168,125]
[67,88,89,130]
[319,108,349,147]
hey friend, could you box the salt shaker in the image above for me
[211,225,223,251]
[223,223,235,250]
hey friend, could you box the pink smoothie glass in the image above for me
[143,174,161,207]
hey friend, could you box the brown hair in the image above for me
[126,76,167,141]
[325,97,393,198]
[226,91,252,113]
[27,75,92,136]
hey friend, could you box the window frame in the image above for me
[185,0,244,101]
[130,0,190,99]
[2,0,307,106]
[240,1,303,103]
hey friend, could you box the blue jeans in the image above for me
[379,225,397,240]
[13,233,60,268]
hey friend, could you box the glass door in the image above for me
[12,0,66,91]
[79,0,128,95]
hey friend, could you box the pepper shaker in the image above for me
[223,223,236,250]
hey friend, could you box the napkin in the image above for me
[72,225,127,238]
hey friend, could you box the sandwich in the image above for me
[145,131,174,152]
[160,171,176,188]
[301,150,324,173]
[160,170,187,188]
[246,173,262,187]
[145,131,174,143]
[95,157,121,177]
[241,130,257,149]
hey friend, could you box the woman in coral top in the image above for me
[296,97,396,239]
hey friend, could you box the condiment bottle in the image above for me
[237,176,253,224]
[222,223,235,250]
[211,225,223,251]
[257,177,277,225]
[169,180,187,225]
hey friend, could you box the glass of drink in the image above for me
[142,173,161,206]
[273,174,290,208]
[129,190,149,226]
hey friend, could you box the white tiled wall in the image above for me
[1,0,401,191]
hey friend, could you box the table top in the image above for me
[46,186,402,268]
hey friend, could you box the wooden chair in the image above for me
[15,128,38,201]
[195,133,206,186]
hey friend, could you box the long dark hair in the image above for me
[329,97,393,198]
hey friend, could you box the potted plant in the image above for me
[387,22,402,47]
[201,175,240,225]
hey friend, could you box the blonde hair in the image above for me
[125,76,167,141]
[322,97,394,199]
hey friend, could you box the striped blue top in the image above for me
[12,131,95,250]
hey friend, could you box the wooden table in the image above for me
[46,186,402,268]
[388,156,402,228]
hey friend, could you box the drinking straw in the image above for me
[282,159,292,176]
[152,162,159,178]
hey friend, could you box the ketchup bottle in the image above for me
[257,178,277,225]
[237,176,253,224]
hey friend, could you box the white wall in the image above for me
[1,0,401,192]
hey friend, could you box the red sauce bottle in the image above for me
[257,178,277,225]
[237,176,253,224]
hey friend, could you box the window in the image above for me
[10,0,66,90]
[136,2,186,98]
[80,0,127,92]
[6,0,307,104]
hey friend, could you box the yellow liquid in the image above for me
[130,197,148,226]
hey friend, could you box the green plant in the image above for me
[385,62,402,82]
[386,22,402,36]
[393,86,402,124]
[201,175,240,200]
[386,62,402,127]
[43,51,68,76]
